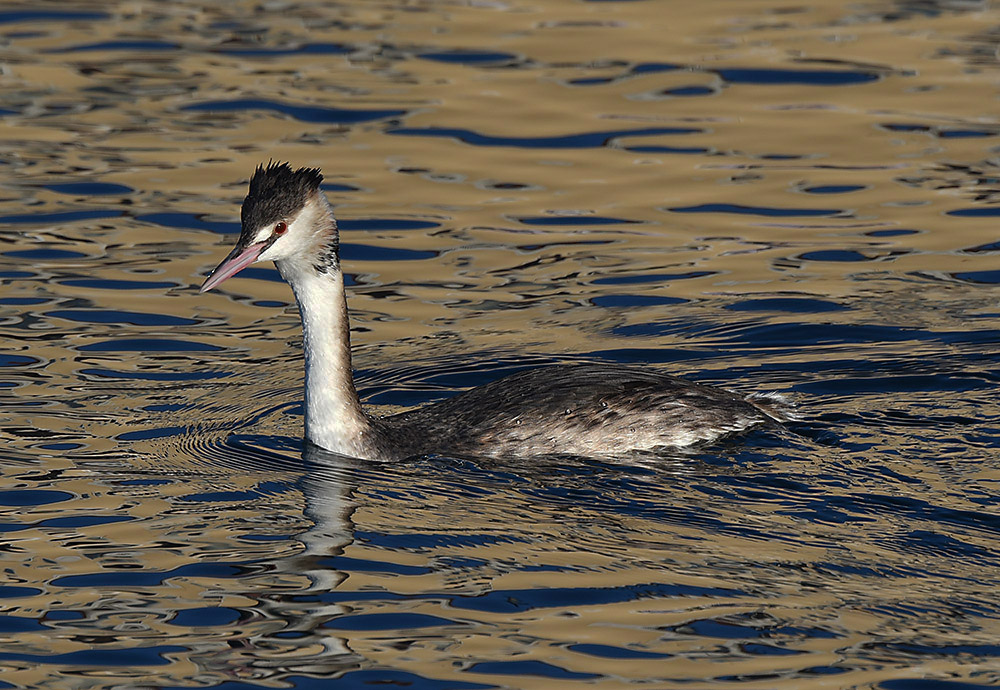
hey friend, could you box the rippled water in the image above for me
[3,1,1000,688]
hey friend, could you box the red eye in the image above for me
[275,221,287,235]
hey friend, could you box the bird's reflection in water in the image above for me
[205,435,776,684]
[219,443,367,679]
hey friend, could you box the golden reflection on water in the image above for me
[3,0,1000,688]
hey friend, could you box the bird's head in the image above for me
[201,162,338,292]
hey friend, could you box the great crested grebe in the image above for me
[200,163,793,461]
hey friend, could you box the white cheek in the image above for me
[258,239,281,262]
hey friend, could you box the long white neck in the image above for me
[276,250,373,457]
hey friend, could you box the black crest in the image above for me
[241,162,323,233]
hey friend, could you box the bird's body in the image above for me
[371,363,788,460]
[201,163,793,462]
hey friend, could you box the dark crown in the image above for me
[241,162,324,232]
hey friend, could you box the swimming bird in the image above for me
[201,162,793,461]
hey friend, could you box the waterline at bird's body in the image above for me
[200,163,794,461]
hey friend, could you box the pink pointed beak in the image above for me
[200,241,266,293]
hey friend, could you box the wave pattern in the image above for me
[2,0,1000,689]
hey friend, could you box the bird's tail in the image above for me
[745,391,800,423]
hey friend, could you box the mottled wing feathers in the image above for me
[387,363,783,458]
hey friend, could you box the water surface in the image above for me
[2,0,1000,688]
